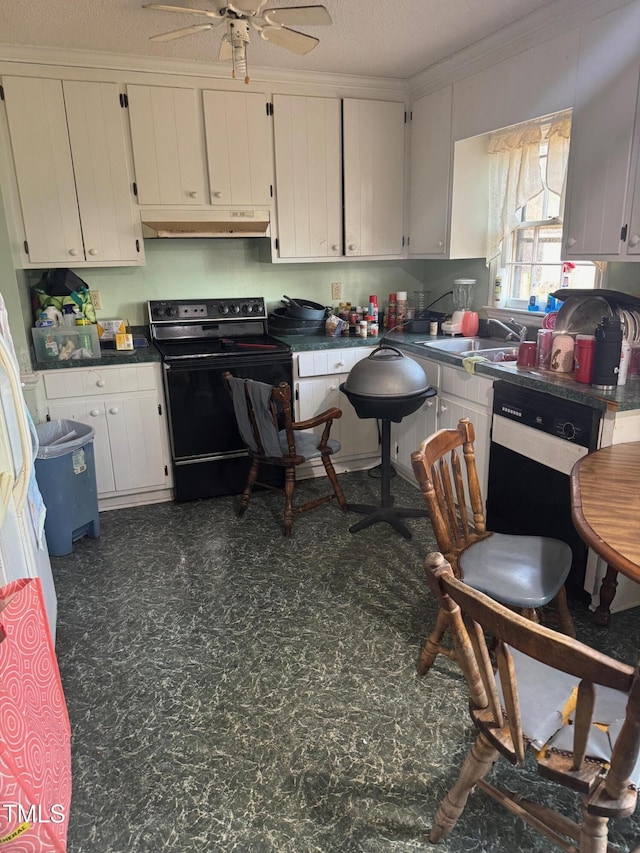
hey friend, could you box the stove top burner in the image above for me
[148,299,290,362]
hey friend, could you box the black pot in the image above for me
[268,311,325,335]
[282,295,328,321]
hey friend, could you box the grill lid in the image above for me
[342,344,430,398]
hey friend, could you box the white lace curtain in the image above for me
[485,111,572,265]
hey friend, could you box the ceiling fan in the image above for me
[143,1,332,83]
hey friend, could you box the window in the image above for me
[487,112,599,309]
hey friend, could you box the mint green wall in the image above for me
[604,263,640,295]
[40,239,431,326]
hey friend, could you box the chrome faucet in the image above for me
[507,318,528,342]
[485,317,527,342]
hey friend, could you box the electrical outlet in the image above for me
[90,290,102,310]
[331,282,342,300]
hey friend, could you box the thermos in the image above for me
[592,316,623,389]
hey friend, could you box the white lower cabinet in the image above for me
[294,348,380,474]
[437,365,494,498]
[38,363,172,509]
[391,355,440,481]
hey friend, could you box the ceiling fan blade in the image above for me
[150,23,216,41]
[143,4,222,18]
[264,6,331,26]
[261,25,319,54]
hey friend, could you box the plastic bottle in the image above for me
[493,276,502,306]
[368,295,378,323]
[618,338,631,387]
[387,293,397,329]
[396,291,407,327]
[36,312,53,328]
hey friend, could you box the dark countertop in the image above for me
[273,330,640,414]
[33,326,161,370]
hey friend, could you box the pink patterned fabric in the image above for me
[0,579,71,851]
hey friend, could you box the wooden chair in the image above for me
[411,417,575,675]
[425,551,640,851]
[223,372,347,536]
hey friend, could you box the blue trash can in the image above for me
[35,419,100,557]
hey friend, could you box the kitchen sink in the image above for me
[460,346,520,362]
[416,337,516,356]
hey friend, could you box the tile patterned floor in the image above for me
[51,471,640,852]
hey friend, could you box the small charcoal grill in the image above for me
[340,344,436,538]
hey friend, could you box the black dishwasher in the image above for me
[486,381,602,603]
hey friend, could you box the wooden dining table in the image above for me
[570,441,640,625]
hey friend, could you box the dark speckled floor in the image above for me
[51,471,640,852]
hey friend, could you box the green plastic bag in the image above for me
[32,269,96,324]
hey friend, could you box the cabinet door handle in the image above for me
[96,379,106,387]
[212,191,222,198]
[331,244,340,252]
[89,409,100,417]
[438,240,444,248]
[329,384,338,391]
[439,405,448,413]
[347,244,357,252]
[189,191,199,199]
[109,407,119,415]
[566,237,576,248]
[69,248,79,256]
[426,400,434,407]
[630,234,640,247]
[337,361,345,368]
[88,248,98,256]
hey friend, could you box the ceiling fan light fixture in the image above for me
[143,1,331,83]
[228,20,251,84]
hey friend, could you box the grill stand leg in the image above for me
[347,419,427,539]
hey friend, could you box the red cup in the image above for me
[517,341,537,368]
[461,311,479,336]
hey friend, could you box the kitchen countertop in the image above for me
[33,324,640,413]
[273,330,640,413]
[32,326,161,370]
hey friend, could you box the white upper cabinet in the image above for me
[408,87,452,256]
[408,86,488,260]
[562,2,640,259]
[2,76,141,267]
[127,85,207,206]
[202,90,272,206]
[273,95,342,258]
[343,98,405,256]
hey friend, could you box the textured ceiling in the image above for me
[1,0,574,79]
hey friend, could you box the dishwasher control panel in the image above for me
[492,381,601,450]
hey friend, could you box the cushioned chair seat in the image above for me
[460,533,572,609]
[499,646,640,787]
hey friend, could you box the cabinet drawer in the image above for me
[296,347,374,378]
[440,365,493,404]
[42,365,157,399]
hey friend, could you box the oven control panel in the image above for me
[148,298,267,323]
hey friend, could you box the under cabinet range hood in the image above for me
[140,209,271,238]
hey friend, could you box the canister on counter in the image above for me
[592,316,623,389]
[536,328,553,370]
[574,335,595,384]
[550,332,575,373]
